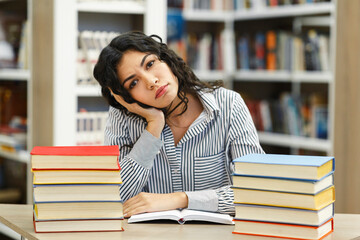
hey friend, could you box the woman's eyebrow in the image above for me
[122,53,152,86]
[122,74,135,86]
[140,53,152,67]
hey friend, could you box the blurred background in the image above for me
[0,1,359,238]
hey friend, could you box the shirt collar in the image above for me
[197,90,220,121]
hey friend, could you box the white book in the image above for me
[128,209,233,225]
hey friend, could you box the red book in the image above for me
[30,145,120,170]
[233,218,333,240]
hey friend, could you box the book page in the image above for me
[181,209,234,224]
[128,210,182,223]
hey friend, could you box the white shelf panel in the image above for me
[0,150,29,163]
[298,16,334,27]
[292,71,333,83]
[235,70,291,82]
[258,132,332,152]
[234,2,334,21]
[0,69,30,81]
[234,70,333,83]
[76,85,102,97]
[77,0,145,14]
[183,10,233,22]
[194,70,229,81]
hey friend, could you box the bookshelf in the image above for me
[0,0,32,209]
[179,0,336,156]
[31,0,167,147]
[0,0,32,238]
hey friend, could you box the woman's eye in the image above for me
[129,80,138,89]
[146,60,155,69]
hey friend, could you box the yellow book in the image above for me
[32,169,122,184]
[34,201,123,220]
[233,186,335,210]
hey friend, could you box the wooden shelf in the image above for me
[258,131,332,152]
[0,69,30,81]
[77,0,145,14]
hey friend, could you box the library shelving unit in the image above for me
[0,0,32,198]
[181,1,336,156]
[0,0,32,237]
[31,0,167,147]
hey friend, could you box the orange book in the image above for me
[233,218,333,240]
[266,31,277,70]
[30,145,120,170]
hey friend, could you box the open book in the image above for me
[128,209,233,225]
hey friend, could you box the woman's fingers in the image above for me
[123,192,188,217]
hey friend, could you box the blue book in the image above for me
[233,154,334,180]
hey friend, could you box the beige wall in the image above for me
[31,0,54,147]
[334,0,360,213]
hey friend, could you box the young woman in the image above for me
[93,31,264,217]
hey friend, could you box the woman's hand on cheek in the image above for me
[110,90,165,138]
[123,192,188,218]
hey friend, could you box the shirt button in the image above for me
[173,169,179,174]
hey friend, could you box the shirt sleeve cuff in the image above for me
[185,190,218,212]
[127,129,163,169]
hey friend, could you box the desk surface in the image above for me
[0,204,359,240]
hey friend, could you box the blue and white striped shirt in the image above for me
[105,87,264,215]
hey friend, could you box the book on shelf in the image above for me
[34,201,123,220]
[233,153,334,180]
[128,209,233,225]
[183,31,225,72]
[234,203,334,226]
[33,216,124,233]
[30,145,119,170]
[243,92,329,138]
[33,184,121,202]
[233,185,335,210]
[266,30,277,70]
[0,82,27,127]
[233,218,333,240]
[232,172,333,194]
[76,111,108,146]
[77,30,120,85]
[32,169,122,185]
[235,29,330,72]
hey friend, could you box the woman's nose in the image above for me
[145,77,159,90]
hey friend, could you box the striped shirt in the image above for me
[105,87,264,215]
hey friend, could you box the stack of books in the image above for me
[232,153,335,240]
[30,145,124,233]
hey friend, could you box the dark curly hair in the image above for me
[93,31,221,117]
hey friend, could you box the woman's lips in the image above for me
[155,84,168,99]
